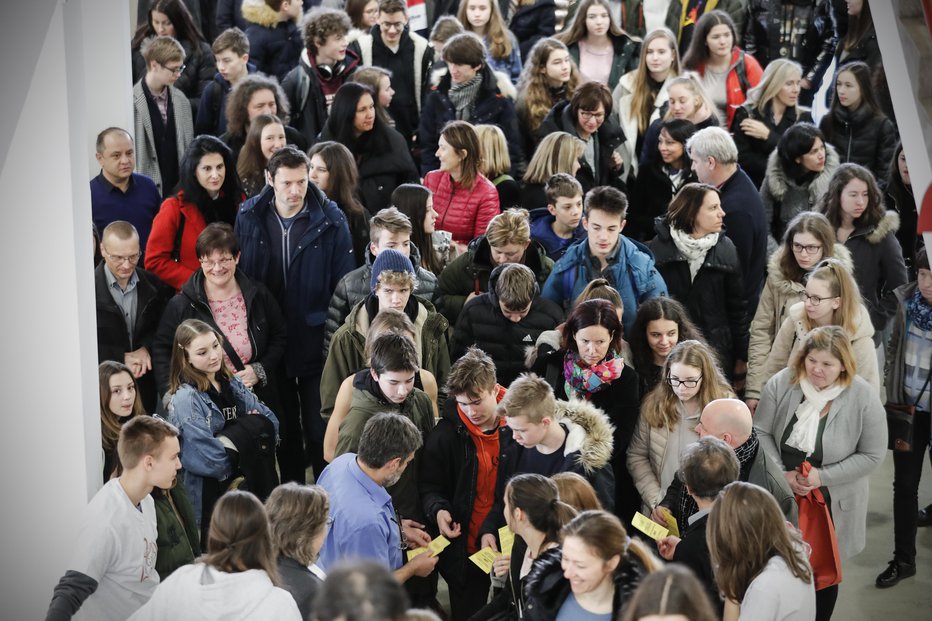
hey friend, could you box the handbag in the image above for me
[795,461,842,590]
[885,356,932,452]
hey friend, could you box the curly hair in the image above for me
[225,74,290,138]
[302,7,352,54]
[516,38,581,134]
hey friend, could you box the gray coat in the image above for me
[885,282,932,407]
[133,81,194,196]
[754,368,886,560]
[761,144,839,241]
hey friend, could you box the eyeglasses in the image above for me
[579,110,605,121]
[161,63,185,75]
[666,375,702,388]
[801,293,839,306]
[199,257,235,269]
[792,242,823,255]
[380,21,405,32]
[105,252,141,265]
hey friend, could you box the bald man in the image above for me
[656,398,797,532]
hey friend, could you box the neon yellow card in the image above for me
[469,547,501,573]
[498,526,515,556]
[632,511,669,541]
[655,506,679,538]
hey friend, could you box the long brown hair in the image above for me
[817,162,885,231]
[202,491,280,583]
[707,481,812,602]
[619,564,719,621]
[99,361,145,453]
[506,473,577,545]
[236,113,283,190]
[682,10,737,71]
[558,0,627,46]
[457,0,512,60]
[441,120,482,189]
[778,212,840,283]
[307,141,366,219]
[629,28,681,135]
[168,319,233,394]
[516,38,581,133]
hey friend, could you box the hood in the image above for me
[555,399,615,472]
[787,299,875,342]
[764,143,839,202]
[860,210,901,245]
[765,243,854,294]
[242,0,299,27]
[493,69,517,100]
[168,565,287,619]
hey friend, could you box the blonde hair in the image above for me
[629,28,681,134]
[552,472,602,511]
[747,59,805,118]
[486,208,531,247]
[475,124,511,178]
[664,74,715,121]
[790,325,858,387]
[800,258,862,333]
[640,340,733,430]
[168,319,234,394]
[376,270,417,291]
[497,373,556,423]
[523,132,585,184]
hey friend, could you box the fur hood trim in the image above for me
[493,69,517,100]
[764,143,839,202]
[765,243,854,294]
[555,399,615,473]
[863,210,901,245]
[242,0,300,28]
[787,299,875,343]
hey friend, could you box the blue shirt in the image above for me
[316,453,402,571]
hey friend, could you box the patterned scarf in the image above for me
[563,351,625,400]
[907,288,932,331]
[670,227,719,281]
[448,74,482,121]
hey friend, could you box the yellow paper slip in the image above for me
[407,547,428,561]
[408,535,452,561]
[498,526,515,556]
[632,511,669,541]
[655,506,679,538]
[469,547,501,574]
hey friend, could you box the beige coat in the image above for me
[627,403,700,510]
[750,301,879,399]
[612,70,673,182]
[746,245,854,398]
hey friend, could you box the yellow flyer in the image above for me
[469,547,501,573]
[407,547,428,561]
[428,535,451,556]
[632,512,669,541]
[498,526,515,556]
[655,506,679,538]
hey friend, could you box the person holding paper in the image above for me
[419,348,508,620]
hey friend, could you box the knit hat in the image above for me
[370,249,416,291]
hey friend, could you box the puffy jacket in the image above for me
[628,161,697,242]
[438,235,554,324]
[241,0,303,82]
[151,269,287,397]
[235,184,355,377]
[750,300,879,399]
[819,103,897,185]
[451,267,563,386]
[510,0,557,59]
[152,485,199,579]
[692,47,763,127]
[283,47,361,146]
[731,102,814,189]
[613,70,673,181]
[541,236,668,336]
[418,65,524,176]
[424,169,500,245]
[627,405,701,510]
[744,0,837,85]
[760,142,839,241]
[324,244,443,354]
[746,244,854,399]
[567,32,641,92]
[537,100,628,194]
[145,192,209,291]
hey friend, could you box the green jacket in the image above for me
[567,33,640,92]
[153,485,200,578]
[335,382,436,519]
[319,296,451,419]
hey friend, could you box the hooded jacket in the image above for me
[128,565,301,620]
[731,102,815,189]
[439,235,555,324]
[749,300,879,399]
[760,142,839,240]
[480,398,617,539]
[747,243,854,398]
[324,243,443,353]
[649,220,749,376]
[529,207,587,262]
[819,102,897,184]
[241,0,303,82]
[451,266,563,387]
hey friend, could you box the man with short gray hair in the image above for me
[687,126,767,318]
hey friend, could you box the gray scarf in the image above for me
[448,74,482,120]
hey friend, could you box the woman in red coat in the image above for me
[424,120,500,255]
[145,135,243,290]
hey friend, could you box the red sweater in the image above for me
[424,170,500,244]
[697,47,763,127]
[144,192,206,291]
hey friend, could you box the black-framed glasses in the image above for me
[199,256,235,269]
[801,293,839,306]
[666,375,702,388]
[792,242,823,255]
[161,63,185,75]
[579,110,605,121]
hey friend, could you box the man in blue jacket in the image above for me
[235,145,355,482]
[541,185,667,336]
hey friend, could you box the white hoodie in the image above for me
[128,564,301,620]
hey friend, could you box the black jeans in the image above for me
[446,560,491,621]
[893,409,932,563]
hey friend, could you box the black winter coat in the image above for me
[451,266,563,387]
[537,101,627,195]
[95,263,173,413]
[648,221,749,377]
[744,0,836,85]
[242,6,303,82]
[719,166,769,317]
[819,103,897,186]
[282,49,361,147]
[730,102,813,189]
[152,269,287,407]
[628,162,697,242]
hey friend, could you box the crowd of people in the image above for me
[47,0,931,620]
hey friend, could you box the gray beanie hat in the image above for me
[370,249,416,290]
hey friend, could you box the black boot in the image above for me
[876,559,916,588]
[918,503,932,527]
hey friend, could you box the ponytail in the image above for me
[506,474,578,543]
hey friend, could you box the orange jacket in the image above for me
[698,47,763,128]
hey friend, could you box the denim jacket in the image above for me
[168,376,278,526]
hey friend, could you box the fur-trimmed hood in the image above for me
[554,399,615,473]
[764,143,839,202]
[856,210,901,245]
[242,0,300,28]
[765,242,854,295]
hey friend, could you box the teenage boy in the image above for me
[354,0,432,149]
[479,372,616,550]
[283,7,361,145]
[420,347,508,621]
[133,35,195,198]
[529,173,586,261]
[541,185,667,335]
[242,0,304,81]
[325,207,442,353]
[195,27,254,136]
[45,416,182,621]
[452,263,562,387]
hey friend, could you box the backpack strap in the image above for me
[736,51,750,96]
[171,213,186,262]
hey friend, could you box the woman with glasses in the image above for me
[145,135,243,291]
[755,326,886,621]
[751,258,879,407]
[628,340,733,513]
[746,213,853,414]
[649,183,748,383]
